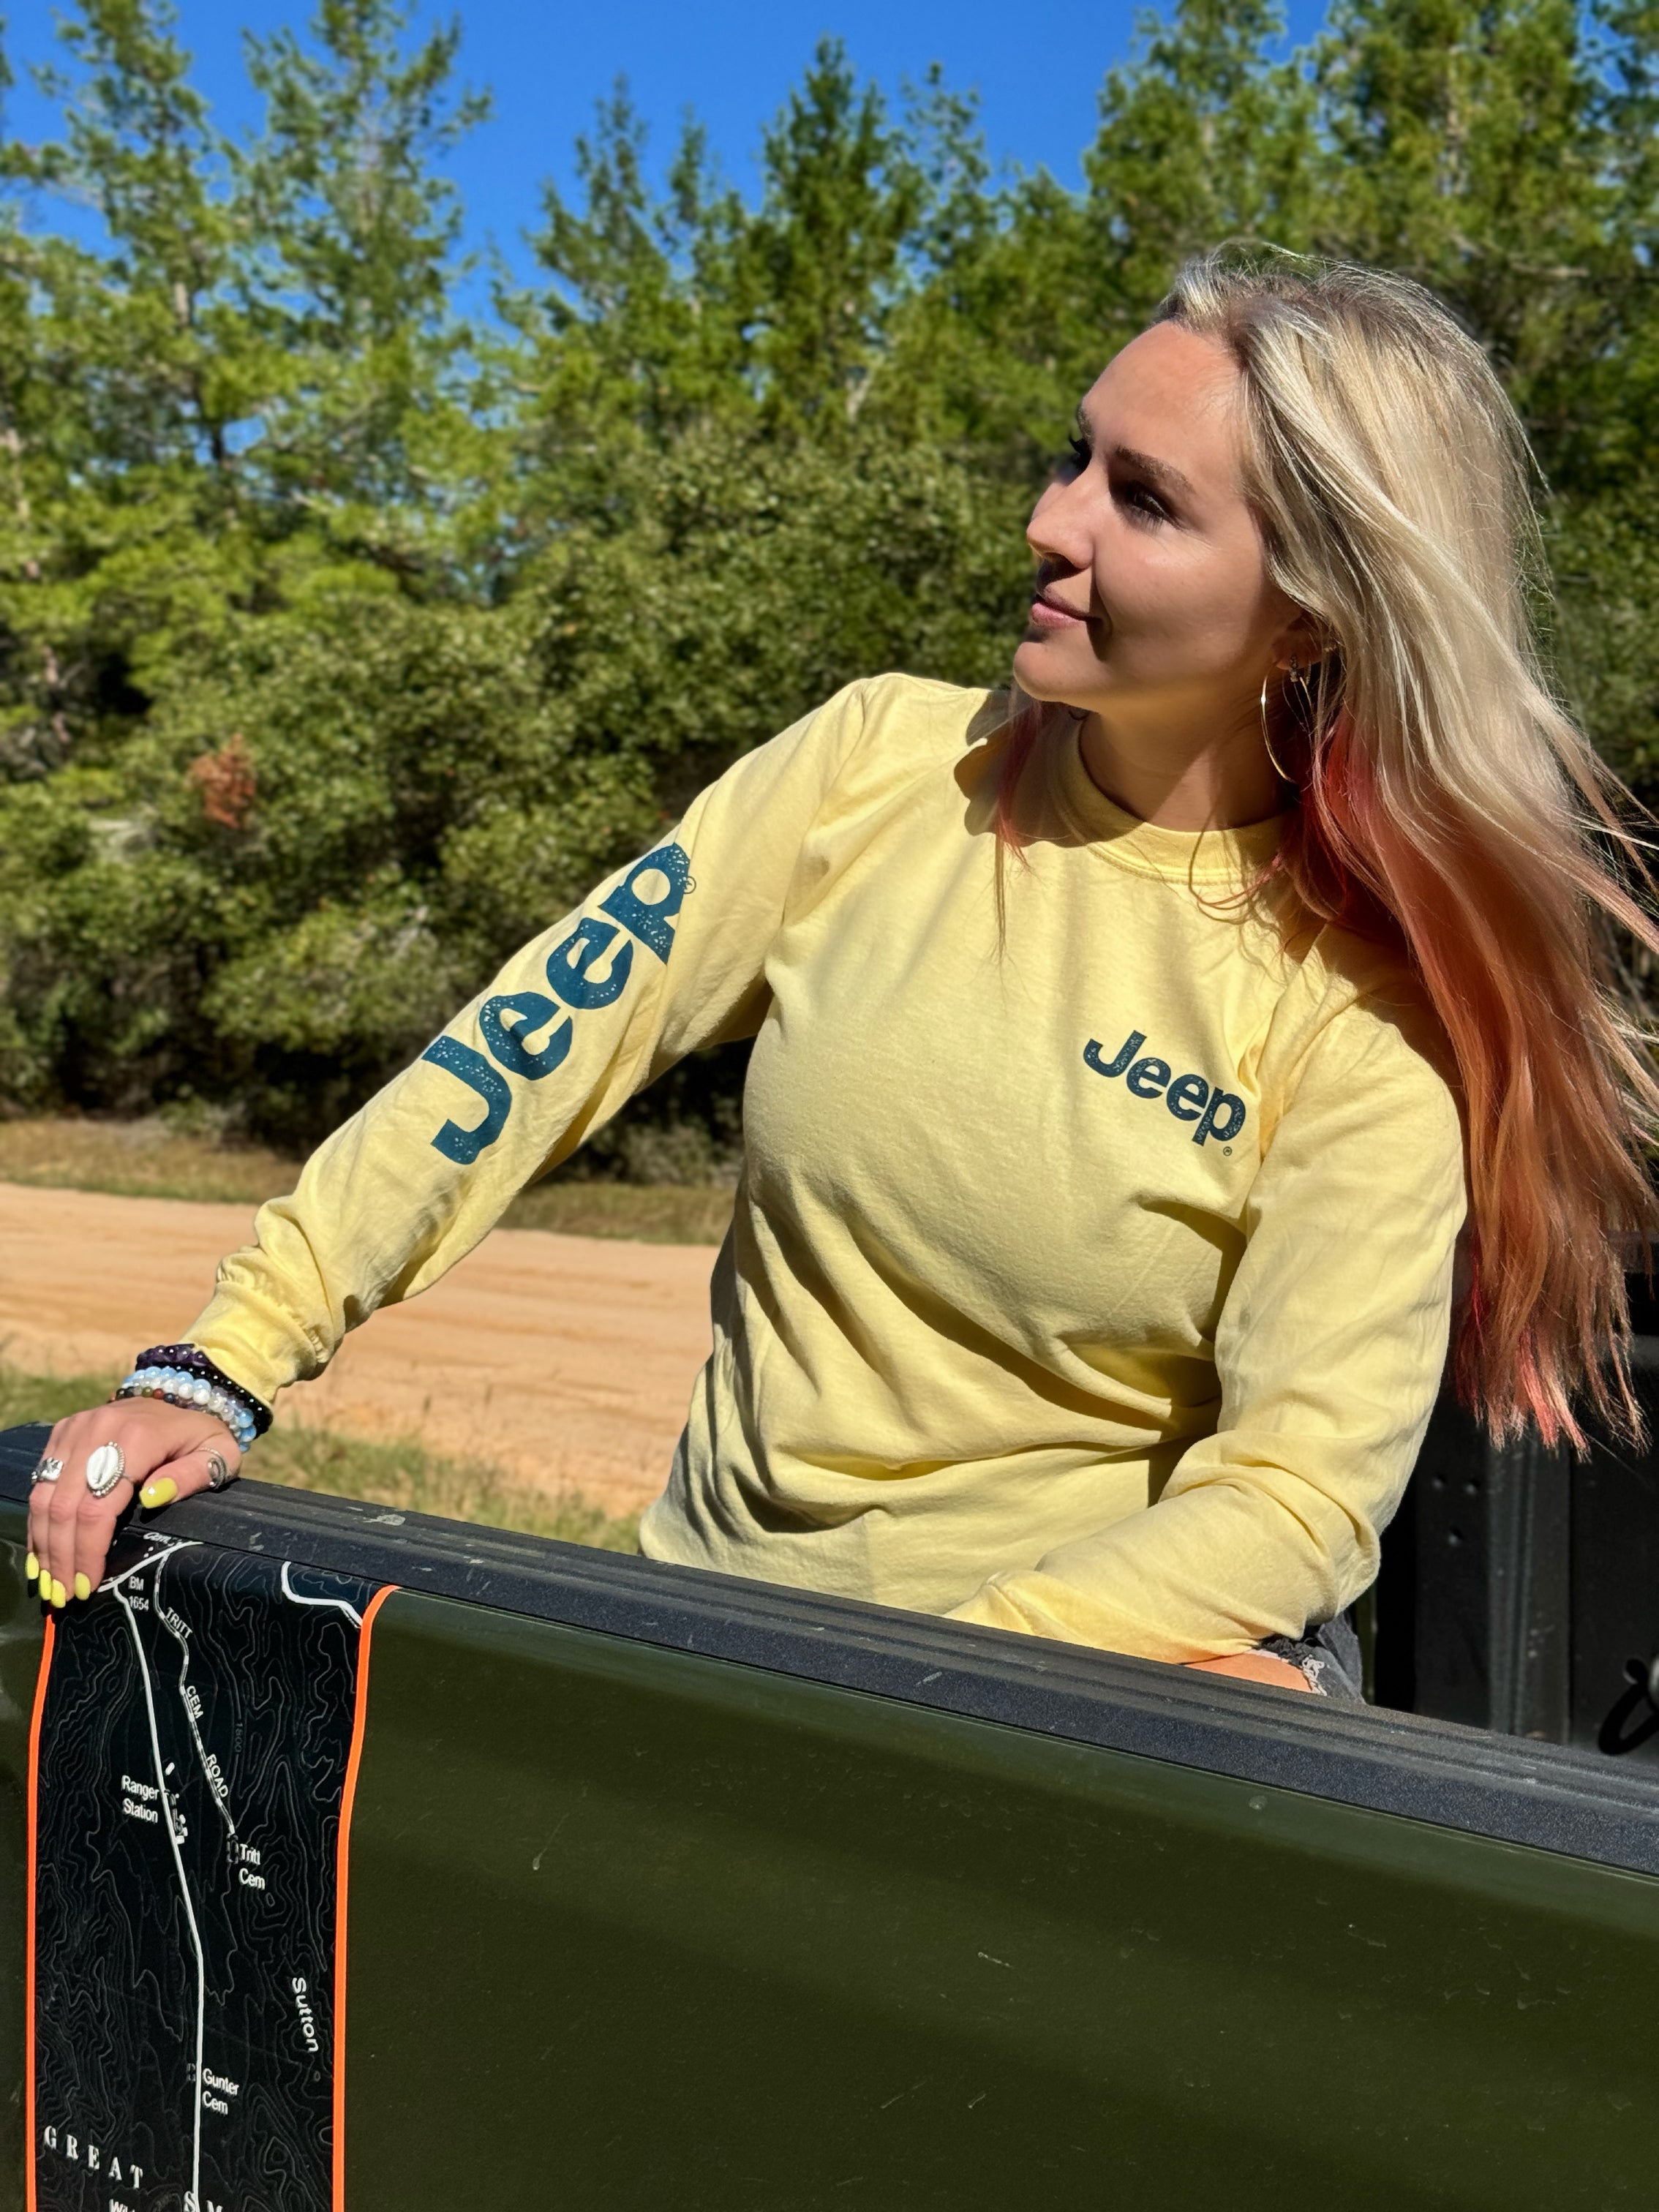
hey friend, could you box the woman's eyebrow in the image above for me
[1073,410,1197,500]
[1110,443,1196,499]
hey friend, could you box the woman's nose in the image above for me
[1026,477,1092,570]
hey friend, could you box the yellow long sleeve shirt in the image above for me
[189,674,1466,1662]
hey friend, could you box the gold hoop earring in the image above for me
[1260,670,1296,786]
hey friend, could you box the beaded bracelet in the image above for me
[115,1367,260,1450]
[133,1343,272,1434]
[113,1342,272,1450]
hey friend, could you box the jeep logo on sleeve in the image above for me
[1083,1029,1247,1148]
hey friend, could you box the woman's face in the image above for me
[1013,320,1301,745]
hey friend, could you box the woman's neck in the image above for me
[1076,704,1283,832]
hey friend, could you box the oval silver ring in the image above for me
[30,1456,63,1486]
[85,1442,128,1499]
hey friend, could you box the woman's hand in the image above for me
[26,1398,242,1608]
[1185,1651,1314,1693]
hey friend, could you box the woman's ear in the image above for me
[1273,612,1331,674]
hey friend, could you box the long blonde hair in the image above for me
[1001,247,1659,1446]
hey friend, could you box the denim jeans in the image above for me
[1257,1609,1366,1703]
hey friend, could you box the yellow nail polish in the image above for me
[50,1579,67,1609]
[140,1477,177,1509]
[25,1552,38,1580]
[74,1573,91,1602]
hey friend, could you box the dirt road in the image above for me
[0,1183,718,1513]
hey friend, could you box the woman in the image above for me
[26,249,1659,1700]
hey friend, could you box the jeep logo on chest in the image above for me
[1084,1029,1248,1148]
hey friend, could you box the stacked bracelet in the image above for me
[116,1368,259,1449]
[113,1342,272,1451]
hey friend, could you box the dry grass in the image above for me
[0,1361,640,1551]
[0,1115,732,1246]
[502,1178,733,1244]
[0,1116,297,1206]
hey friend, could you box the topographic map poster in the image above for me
[28,1532,392,2212]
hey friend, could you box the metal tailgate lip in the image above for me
[4,1423,1656,1876]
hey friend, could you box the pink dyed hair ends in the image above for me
[1277,714,1658,1448]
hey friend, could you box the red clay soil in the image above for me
[0,1183,716,1514]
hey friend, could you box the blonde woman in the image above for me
[26,251,1659,1701]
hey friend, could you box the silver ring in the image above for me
[205,1451,236,1492]
[84,1442,128,1499]
[30,1456,63,1486]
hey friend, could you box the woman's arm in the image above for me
[28,680,881,1601]
[948,985,1466,1669]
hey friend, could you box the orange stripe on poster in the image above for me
[332,1583,396,2210]
[25,1614,56,2212]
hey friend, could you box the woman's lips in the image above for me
[1028,592,1091,628]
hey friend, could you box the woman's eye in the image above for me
[1116,478,1171,523]
[1065,435,1091,471]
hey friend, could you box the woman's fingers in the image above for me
[132,1434,240,1519]
[30,1415,114,1605]
[26,1418,75,1606]
[24,1417,64,1595]
[26,1399,241,1604]
[62,1475,127,1605]
[38,1409,144,1603]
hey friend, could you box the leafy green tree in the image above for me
[0,0,248,764]
[1304,0,1659,782]
[0,0,505,1132]
[233,0,500,571]
[1083,0,1318,326]
[1313,0,1659,490]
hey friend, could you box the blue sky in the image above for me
[1,0,1329,285]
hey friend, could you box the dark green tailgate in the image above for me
[346,1590,1659,2211]
[4,1440,1658,2211]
